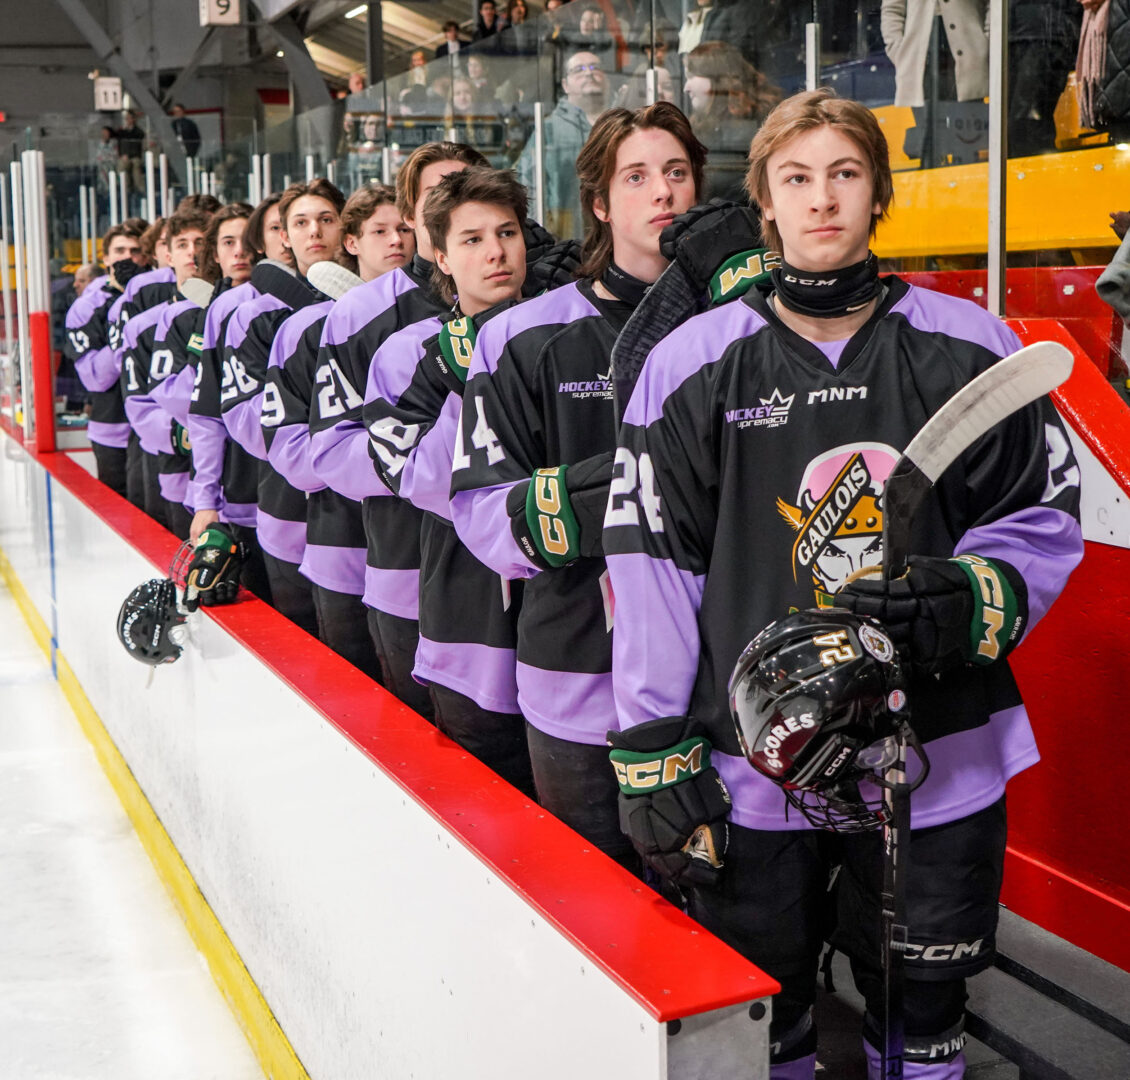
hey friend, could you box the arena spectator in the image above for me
[436,20,468,62]
[517,49,609,238]
[503,0,539,54]
[409,49,429,84]
[1007,0,1082,155]
[881,0,989,108]
[170,104,202,158]
[116,110,146,200]
[474,0,504,46]
[95,126,118,194]
[684,41,780,201]
[677,0,751,58]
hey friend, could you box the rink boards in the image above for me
[0,425,777,1080]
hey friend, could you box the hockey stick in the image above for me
[883,340,1074,578]
[307,260,365,301]
[250,258,322,311]
[875,338,1073,1079]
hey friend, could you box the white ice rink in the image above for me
[0,580,264,1080]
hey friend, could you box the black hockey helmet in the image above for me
[116,578,188,666]
[728,608,925,832]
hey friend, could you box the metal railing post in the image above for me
[987,0,1008,316]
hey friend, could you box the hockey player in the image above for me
[364,166,536,795]
[187,199,275,602]
[221,179,345,634]
[109,217,177,510]
[309,142,487,715]
[64,219,148,496]
[448,103,705,866]
[262,184,411,680]
[121,207,211,535]
[338,182,415,277]
[603,89,1083,1078]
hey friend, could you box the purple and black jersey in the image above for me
[449,280,634,744]
[309,259,447,618]
[260,299,366,594]
[145,298,205,507]
[65,279,128,446]
[222,292,307,565]
[364,302,523,713]
[188,280,259,523]
[604,275,1084,831]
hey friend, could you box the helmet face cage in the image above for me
[728,609,915,833]
[169,538,196,591]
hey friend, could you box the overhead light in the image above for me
[276,50,285,57]
[345,5,366,17]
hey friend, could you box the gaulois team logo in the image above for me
[776,443,899,607]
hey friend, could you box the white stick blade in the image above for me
[179,277,214,308]
[307,260,365,301]
[903,341,1073,484]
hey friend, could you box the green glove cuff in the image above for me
[523,465,580,568]
[709,249,780,305]
[610,736,713,795]
[951,555,1023,665]
[171,421,192,457]
[437,316,477,385]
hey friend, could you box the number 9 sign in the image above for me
[200,0,240,26]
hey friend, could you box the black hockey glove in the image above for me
[837,555,1028,674]
[109,257,147,292]
[608,717,732,889]
[659,199,766,287]
[183,523,245,612]
[522,219,558,268]
[505,451,614,568]
[527,238,582,294]
[171,421,192,457]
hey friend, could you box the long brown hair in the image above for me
[575,102,706,280]
[199,202,253,282]
[395,141,488,221]
[337,184,398,274]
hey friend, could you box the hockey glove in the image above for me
[171,421,192,457]
[522,219,558,268]
[433,315,477,395]
[109,257,147,292]
[183,523,245,612]
[527,238,582,294]
[608,717,732,889]
[659,199,766,288]
[837,555,1028,674]
[505,451,614,569]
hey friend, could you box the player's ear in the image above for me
[434,247,451,276]
[761,202,775,223]
[592,196,609,224]
[343,233,360,257]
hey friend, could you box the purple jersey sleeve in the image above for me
[151,363,196,427]
[186,413,226,511]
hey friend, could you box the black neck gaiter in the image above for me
[601,260,652,307]
[772,253,881,319]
